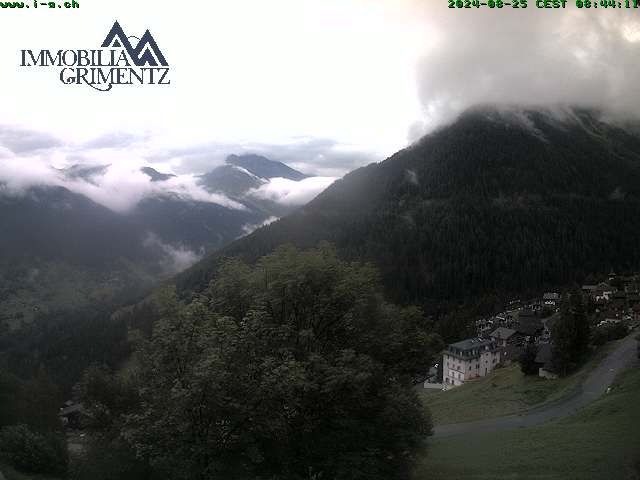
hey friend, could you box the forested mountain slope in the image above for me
[178,107,640,309]
[0,155,314,325]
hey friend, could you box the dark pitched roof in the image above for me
[535,343,554,370]
[59,403,83,417]
[446,337,498,359]
[517,318,544,336]
[449,337,495,352]
[490,327,517,341]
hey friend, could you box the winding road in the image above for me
[433,331,639,438]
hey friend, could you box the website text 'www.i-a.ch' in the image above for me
[1,1,78,9]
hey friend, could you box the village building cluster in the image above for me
[432,272,640,389]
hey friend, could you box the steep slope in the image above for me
[198,153,312,217]
[198,164,264,198]
[128,194,263,251]
[0,155,316,324]
[177,107,640,309]
[0,186,160,324]
[0,186,151,265]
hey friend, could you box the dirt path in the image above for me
[433,332,639,438]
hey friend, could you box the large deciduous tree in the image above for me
[124,244,442,480]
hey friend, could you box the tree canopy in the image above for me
[122,244,443,480]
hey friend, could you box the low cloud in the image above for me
[63,165,247,212]
[241,216,279,236]
[0,125,62,153]
[248,138,376,177]
[0,155,245,212]
[83,132,149,150]
[0,123,356,213]
[411,5,640,134]
[143,233,204,275]
[248,176,336,206]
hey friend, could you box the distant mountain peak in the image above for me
[59,164,110,183]
[141,166,176,182]
[226,154,308,181]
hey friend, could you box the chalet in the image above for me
[595,283,615,302]
[442,338,501,387]
[475,317,494,336]
[507,299,522,310]
[516,317,544,343]
[490,327,520,365]
[543,292,560,308]
[490,327,517,347]
[504,310,519,325]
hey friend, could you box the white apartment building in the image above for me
[443,337,501,387]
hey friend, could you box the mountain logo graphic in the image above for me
[101,21,168,67]
[20,20,171,91]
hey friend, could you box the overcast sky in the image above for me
[1,0,639,209]
[0,0,427,176]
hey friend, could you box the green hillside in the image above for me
[177,108,640,316]
[415,365,640,480]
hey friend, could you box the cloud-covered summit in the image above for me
[410,4,640,136]
[0,126,338,214]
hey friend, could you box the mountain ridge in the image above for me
[0,154,313,324]
[175,106,640,315]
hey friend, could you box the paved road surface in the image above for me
[433,332,639,438]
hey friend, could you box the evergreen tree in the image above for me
[519,342,539,376]
[571,290,590,359]
[552,291,590,375]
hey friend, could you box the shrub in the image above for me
[592,323,628,346]
[0,424,68,475]
[519,343,539,376]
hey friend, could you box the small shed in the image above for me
[535,343,557,379]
